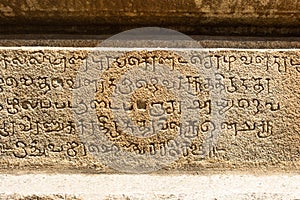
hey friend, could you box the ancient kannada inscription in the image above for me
[0,48,299,173]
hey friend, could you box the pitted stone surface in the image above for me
[0,47,299,173]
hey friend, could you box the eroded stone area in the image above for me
[0,48,299,173]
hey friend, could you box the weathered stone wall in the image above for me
[0,0,299,35]
[0,1,300,199]
[0,47,299,175]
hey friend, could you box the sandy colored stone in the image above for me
[0,47,299,174]
[0,194,81,200]
[0,174,299,200]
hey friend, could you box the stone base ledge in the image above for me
[0,174,299,199]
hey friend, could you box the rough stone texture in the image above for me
[0,194,81,200]
[0,46,299,174]
[0,0,299,35]
[1,2,299,199]
[0,36,299,48]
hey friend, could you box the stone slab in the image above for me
[0,0,298,26]
[0,0,299,35]
[0,174,300,200]
[0,47,300,174]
